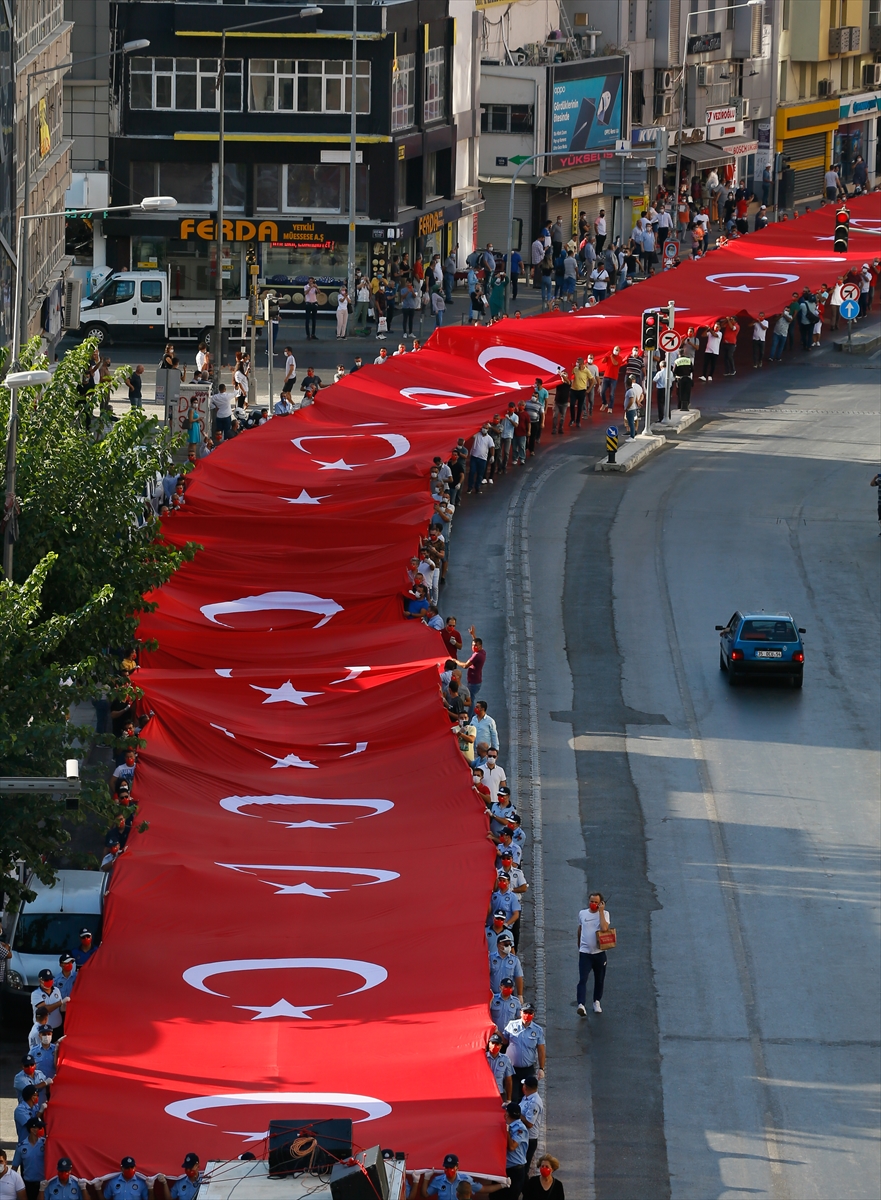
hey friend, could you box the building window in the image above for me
[726,1,736,30]
[631,71,644,124]
[130,161,246,209]
[255,163,367,213]
[248,59,369,114]
[871,0,880,27]
[479,104,533,133]
[782,0,790,29]
[129,58,242,111]
[423,46,446,122]
[392,53,415,130]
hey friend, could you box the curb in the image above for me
[651,408,701,435]
[595,433,666,473]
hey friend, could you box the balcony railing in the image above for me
[14,0,65,61]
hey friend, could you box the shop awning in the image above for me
[676,140,734,164]
[536,166,601,189]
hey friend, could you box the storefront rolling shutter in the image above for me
[786,131,828,200]
[478,182,533,253]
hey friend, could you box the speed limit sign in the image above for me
[840,282,860,303]
[658,327,682,353]
[663,239,680,261]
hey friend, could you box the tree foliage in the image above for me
[0,338,198,904]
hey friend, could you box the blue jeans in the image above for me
[601,378,617,410]
[435,310,444,327]
[593,288,607,303]
[443,272,455,302]
[625,408,637,438]
[468,456,487,492]
[512,435,527,463]
[467,681,482,717]
[541,276,553,303]
[769,332,786,361]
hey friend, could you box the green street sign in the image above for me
[509,154,531,165]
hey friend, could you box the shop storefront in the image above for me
[776,99,840,201]
[836,90,880,186]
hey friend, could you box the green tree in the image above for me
[0,339,198,904]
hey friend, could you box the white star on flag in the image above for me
[250,681,322,705]
[235,998,330,1020]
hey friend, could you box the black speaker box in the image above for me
[329,1146,389,1200]
[268,1118,353,1175]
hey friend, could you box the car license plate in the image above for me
[755,650,782,658]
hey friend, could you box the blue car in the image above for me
[716,611,806,687]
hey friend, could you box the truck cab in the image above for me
[80,270,166,344]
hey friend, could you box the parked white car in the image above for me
[3,870,107,998]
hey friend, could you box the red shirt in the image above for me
[466,648,486,685]
[722,322,739,344]
[441,626,463,657]
[601,352,622,379]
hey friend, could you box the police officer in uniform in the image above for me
[421,1155,505,1200]
[72,930,96,969]
[56,955,77,1001]
[13,1056,49,1101]
[45,1158,86,1200]
[12,1118,45,1200]
[486,1034,514,1102]
[503,1105,529,1200]
[518,1077,544,1169]
[30,970,65,1033]
[13,1087,42,1144]
[504,1004,546,1104]
[485,911,507,954]
[99,1157,148,1200]
[490,978,522,1034]
[164,1154,202,1200]
[31,1026,56,1078]
[488,934,523,998]
[488,874,520,941]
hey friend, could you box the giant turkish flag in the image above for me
[47,197,880,1176]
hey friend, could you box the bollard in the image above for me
[606,425,618,463]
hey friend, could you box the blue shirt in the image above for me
[72,945,95,968]
[170,1175,203,1200]
[56,968,77,1000]
[31,1044,56,1078]
[506,1119,529,1167]
[520,1091,544,1137]
[14,1100,38,1142]
[13,1138,46,1181]
[489,949,523,993]
[503,1018,545,1068]
[511,251,522,277]
[426,1173,481,1200]
[469,713,499,751]
[489,803,516,835]
[490,990,522,1032]
[14,1069,48,1100]
[46,1179,84,1200]
[486,1049,514,1095]
[103,1176,148,1200]
[489,889,521,923]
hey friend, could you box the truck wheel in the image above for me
[198,328,213,347]
[82,322,109,345]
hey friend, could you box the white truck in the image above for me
[78,269,249,346]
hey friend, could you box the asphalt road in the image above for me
[443,344,880,1199]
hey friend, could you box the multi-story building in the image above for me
[100,0,482,330]
[477,0,631,253]
[13,0,74,349]
[1,7,15,351]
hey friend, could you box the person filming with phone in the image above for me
[576,892,611,1016]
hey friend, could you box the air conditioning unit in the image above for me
[654,93,674,117]
[817,78,835,98]
[655,68,674,92]
[863,61,881,87]
[62,277,83,330]
[697,64,714,86]
[849,26,861,52]
[870,25,881,51]
[735,96,750,119]
[829,27,846,53]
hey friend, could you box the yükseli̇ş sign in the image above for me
[549,67,623,153]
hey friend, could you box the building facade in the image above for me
[10,0,74,351]
[102,0,482,324]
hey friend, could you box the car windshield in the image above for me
[740,619,798,643]
[15,913,102,956]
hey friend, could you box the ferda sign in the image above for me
[418,208,444,236]
[179,218,280,242]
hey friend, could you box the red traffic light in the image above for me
[836,208,849,224]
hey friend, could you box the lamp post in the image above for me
[504,151,559,313]
[211,6,323,394]
[3,197,175,581]
[347,0,358,300]
[19,39,150,343]
[672,0,764,204]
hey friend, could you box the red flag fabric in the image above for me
[47,197,880,1177]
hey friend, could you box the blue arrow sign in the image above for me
[839,297,860,321]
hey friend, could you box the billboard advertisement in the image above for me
[550,68,624,153]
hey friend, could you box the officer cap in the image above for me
[522,1002,536,1014]
[492,909,506,920]
[498,848,513,859]
[121,1157,136,1170]
[488,1034,504,1045]
[182,1154,199,1170]
[58,1159,73,1172]
[79,929,92,939]
[497,933,513,946]
[38,968,54,981]
[442,1155,459,1168]
[59,953,75,965]
[500,976,515,987]
[510,814,522,825]
[496,871,510,881]
[497,785,511,796]
[522,1075,539,1089]
[21,1085,37,1101]
[21,1053,35,1067]
[106,835,121,847]
[505,1103,522,1118]
[26,1116,45,1130]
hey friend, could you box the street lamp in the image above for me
[347,0,358,301]
[672,0,763,205]
[211,6,323,393]
[18,39,151,340]
[2,197,175,581]
[504,151,560,313]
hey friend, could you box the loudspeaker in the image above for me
[268,1119,353,1175]
[329,1146,389,1200]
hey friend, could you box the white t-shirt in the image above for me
[0,1167,25,1200]
[234,369,249,396]
[210,390,233,419]
[471,432,494,461]
[694,212,709,232]
[284,353,297,380]
[752,319,768,342]
[195,349,208,373]
[824,170,839,189]
[595,216,606,235]
[578,907,611,953]
[705,330,722,354]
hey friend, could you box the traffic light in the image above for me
[245,243,257,266]
[641,310,659,350]
[834,206,850,253]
